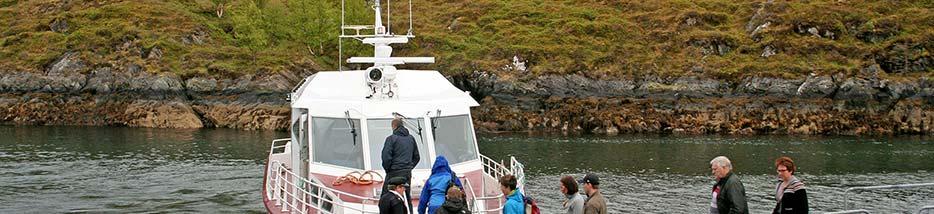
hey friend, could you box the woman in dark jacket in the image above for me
[773,156,808,214]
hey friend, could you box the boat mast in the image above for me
[339,0,435,99]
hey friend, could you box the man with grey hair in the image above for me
[710,156,748,214]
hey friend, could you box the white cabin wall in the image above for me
[290,108,309,179]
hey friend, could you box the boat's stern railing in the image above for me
[266,160,381,214]
[269,138,290,156]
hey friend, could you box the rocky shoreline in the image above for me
[1,52,932,135]
[0,52,295,130]
[459,67,933,135]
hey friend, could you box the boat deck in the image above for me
[264,167,507,214]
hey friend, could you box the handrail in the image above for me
[265,139,289,201]
[457,175,505,213]
[919,205,934,214]
[844,182,934,210]
[823,210,870,214]
[479,154,511,180]
[269,138,289,153]
[267,153,524,213]
[510,156,526,192]
[475,154,521,213]
[267,160,381,214]
[460,175,477,210]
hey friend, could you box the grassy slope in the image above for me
[0,0,932,82]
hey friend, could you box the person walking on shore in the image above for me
[773,156,808,214]
[710,156,748,214]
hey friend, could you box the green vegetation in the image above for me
[0,0,931,80]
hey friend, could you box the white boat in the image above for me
[261,1,526,213]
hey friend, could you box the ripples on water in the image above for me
[482,134,934,213]
[0,126,276,213]
[2,126,933,213]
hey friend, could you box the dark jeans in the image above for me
[383,169,413,213]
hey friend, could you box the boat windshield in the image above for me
[311,117,365,169]
[366,118,431,170]
[432,115,479,165]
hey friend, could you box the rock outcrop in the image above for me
[459,65,934,135]
[1,51,931,135]
[0,52,295,130]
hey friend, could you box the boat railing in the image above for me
[479,154,512,183]
[510,156,526,192]
[843,182,934,210]
[269,138,290,155]
[266,153,524,213]
[459,173,505,214]
[266,160,381,214]
[920,206,934,214]
[823,210,871,214]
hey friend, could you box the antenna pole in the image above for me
[387,0,391,35]
[408,0,413,36]
[339,0,345,71]
[373,0,384,35]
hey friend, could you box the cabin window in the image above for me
[311,117,364,169]
[366,118,431,170]
[432,115,479,165]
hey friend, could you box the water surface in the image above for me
[1,126,932,213]
[479,134,934,213]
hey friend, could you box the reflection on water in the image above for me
[1,126,933,213]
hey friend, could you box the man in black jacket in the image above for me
[382,118,420,212]
[710,156,748,214]
[379,177,411,214]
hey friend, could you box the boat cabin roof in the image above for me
[291,70,479,118]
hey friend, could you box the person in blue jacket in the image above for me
[500,174,525,214]
[418,156,464,214]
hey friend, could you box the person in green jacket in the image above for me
[710,156,748,214]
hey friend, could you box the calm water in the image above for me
[1,126,933,213]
